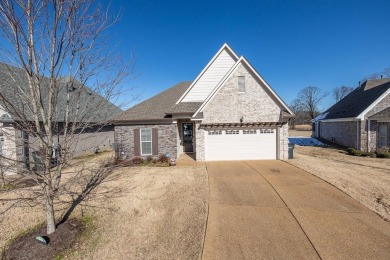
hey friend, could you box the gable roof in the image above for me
[176,43,239,103]
[114,82,200,122]
[315,78,390,121]
[0,62,121,123]
[193,56,294,117]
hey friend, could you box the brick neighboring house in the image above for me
[0,62,121,175]
[312,78,390,151]
[113,44,294,161]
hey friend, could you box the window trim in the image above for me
[140,128,152,155]
[378,124,388,147]
[238,76,245,93]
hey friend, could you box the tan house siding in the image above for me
[115,124,177,160]
[202,64,281,123]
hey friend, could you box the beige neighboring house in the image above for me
[114,44,294,161]
[312,78,390,151]
[0,62,121,175]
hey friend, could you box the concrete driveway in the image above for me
[202,160,390,260]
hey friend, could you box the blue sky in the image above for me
[108,0,390,110]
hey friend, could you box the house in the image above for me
[0,62,121,175]
[312,78,390,152]
[113,44,294,161]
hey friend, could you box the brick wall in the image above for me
[366,93,390,117]
[202,64,282,123]
[0,123,18,175]
[319,121,358,148]
[198,63,288,159]
[115,124,177,160]
[195,122,205,161]
[280,123,289,159]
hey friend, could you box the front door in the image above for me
[182,123,194,153]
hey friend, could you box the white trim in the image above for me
[140,128,152,156]
[357,89,390,119]
[176,43,239,104]
[193,56,294,118]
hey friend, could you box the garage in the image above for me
[205,128,277,161]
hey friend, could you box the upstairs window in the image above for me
[238,76,245,92]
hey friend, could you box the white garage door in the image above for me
[205,129,276,161]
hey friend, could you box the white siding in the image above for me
[182,49,236,102]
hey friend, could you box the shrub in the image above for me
[376,148,390,158]
[145,155,153,163]
[346,148,356,155]
[157,154,169,163]
[131,156,144,165]
[346,148,366,156]
[367,152,377,158]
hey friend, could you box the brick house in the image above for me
[312,78,390,151]
[0,62,121,175]
[113,44,294,161]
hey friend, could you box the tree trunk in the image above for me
[45,186,56,234]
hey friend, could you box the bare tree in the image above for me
[332,86,354,103]
[0,0,134,234]
[382,68,390,78]
[293,86,328,119]
[289,99,311,129]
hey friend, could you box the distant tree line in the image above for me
[289,67,389,129]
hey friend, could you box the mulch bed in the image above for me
[3,219,83,260]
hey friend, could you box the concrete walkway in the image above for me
[202,160,390,259]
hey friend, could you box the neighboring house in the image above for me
[312,78,390,152]
[0,62,121,175]
[114,44,294,161]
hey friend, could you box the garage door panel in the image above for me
[205,129,276,161]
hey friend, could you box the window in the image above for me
[208,130,222,135]
[243,130,257,134]
[379,124,388,147]
[260,129,274,134]
[238,76,245,92]
[141,128,152,155]
[226,130,239,135]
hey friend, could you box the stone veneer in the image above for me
[115,123,177,160]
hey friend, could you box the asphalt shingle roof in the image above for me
[318,78,390,120]
[114,81,202,122]
[0,62,121,123]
